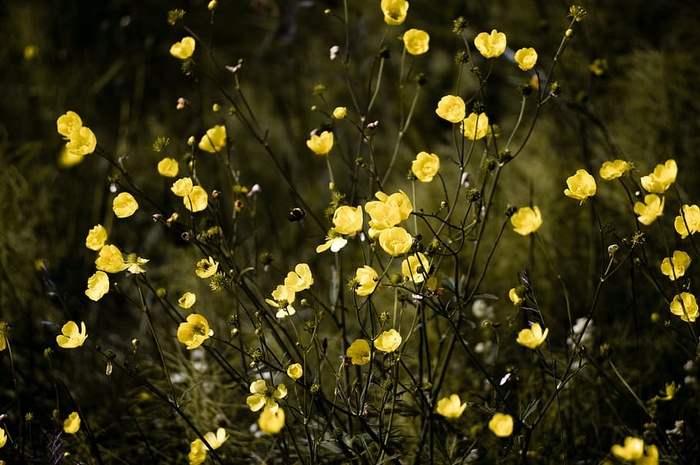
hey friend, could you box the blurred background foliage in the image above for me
[2,0,700,462]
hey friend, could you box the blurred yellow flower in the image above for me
[401,252,429,284]
[95,245,128,273]
[435,95,466,123]
[488,413,513,437]
[634,194,664,225]
[57,321,88,349]
[203,428,228,449]
[403,29,429,55]
[564,169,596,203]
[195,256,219,278]
[86,271,109,301]
[514,47,537,71]
[670,292,699,322]
[378,226,413,256]
[170,36,195,60]
[655,382,679,402]
[675,204,700,239]
[246,380,287,412]
[265,284,297,319]
[412,152,440,182]
[172,177,194,196]
[474,30,507,58]
[333,106,347,119]
[461,113,489,140]
[177,313,213,350]
[125,253,149,274]
[661,250,691,281]
[380,0,408,25]
[611,437,645,462]
[0,426,6,447]
[516,322,548,349]
[354,266,379,296]
[157,158,179,177]
[332,205,363,235]
[509,287,524,306]
[374,329,402,353]
[178,292,197,309]
[188,439,207,465]
[436,394,467,419]
[599,159,631,180]
[58,146,84,168]
[0,322,7,352]
[641,159,677,193]
[287,363,303,380]
[113,192,139,218]
[638,445,659,465]
[258,405,285,434]
[184,185,208,212]
[198,125,227,153]
[284,263,314,292]
[511,206,542,236]
[85,224,108,251]
[306,131,334,155]
[347,339,371,365]
[63,412,81,434]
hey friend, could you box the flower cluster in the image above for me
[57,111,97,156]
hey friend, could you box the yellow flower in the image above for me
[172,177,194,197]
[346,339,371,365]
[509,287,524,306]
[85,224,108,251]
[638,445,659,465]
[412,152,440,182]
[306,131,334,155]
[354,266,379,296]
[265,284,297,319]
[380,0,408,25]
[113,192,139,218]
[258,405,285,434]
[654,382,679,402]
[95,245,128,273]
[0,426,6,447]
[195,256,219,278]
[599,159,631,180]
[170,36,195,60]
[287,363,303,380]
[516,322,548,349]
[57,111,83,137]
[184,186,208,212]
[284,263,314,292]
[436,394,467,419]
[488,413,513,437]
[374,328,402,353]
[611,437,645,462]
[57,321,88,349]
[0,322,7,352]
[86,271,109,301]
[63,412,81,434]
[157,158,179,177]
[333,106,347,119]
[435,95,466,123]
[634,194,664,225]
[203,428,228,450]
[564,169,596,203]
[514,47,538,71]
[378,226,413,256]
[198,125,227,153]
[246,380,287,412]
[178,292,197,309]
[401,252,429,284]
[65,126,97,156]
[675,205,700,239]
[460,113,489,140]
[670,292,699,322]
[177,314,213,350]
[510,206,543,236]
[125,253,149,274]
[332,205,363,235]
[58,146,84,168]
[403,29,429,55]
[474,29,507,59]
[188,439,207,465]
[366,201,401,235]
[661,250,691,281]
[641,159,677,193]
[316,234,348,253]
[379,190,413,220]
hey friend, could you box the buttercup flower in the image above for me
[380,0,409,25]
[461,113,489,140]
[178,292,197,309]
[258,405,285,434]
[516,322,548,349]
[306,131,334,155]
[333,107,347,119]
[509,287,524,306]
[177,314,213,350]
[435,95,466,123]
[172,177,194,196]
[184,185,208,212]
[661,250,691,281]
[511,206,543,236]
[346,339,372,365]
[436,394,467,419]
[86,271,109,301]
[157,158,179,177]
[198,125,227,153]
[287,363,303,380]
[378,226,413,256]
[65,126,97,156]
[57,111,83,137]
[113,192,139,218]
[634,194,664,225]
[56,321,88,349]
[188,439,207,465]
[246,380,288,412]
[284,263,314,292]
[0,426,6,447]
[564,169,596,203]
[265,284,297,319]
[374,329,402,353]
[401,252,429,284]
[63,412,81,434]
[85,224,108,251]
[203,428,228,449]
[641,159,677,193]
[170,36,195,60]
[195,257,219,278]
[611,437,645,462]
[599,159,631,180]
[412,152,440,182]
[403,29,429,55]
[514,47,538,71]
[354,266,379,296]
[488,413,513,437]
[95,245,128,273]
[125,253,149,274]
[675,205,700,238]
[474,30,507,59]
[332,205,363,235]
[670,292,699,323]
